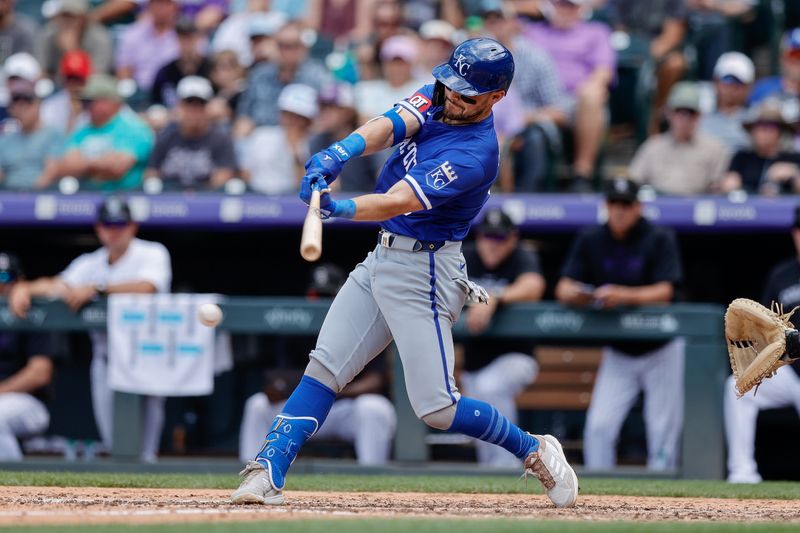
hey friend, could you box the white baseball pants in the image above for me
[0,392,49,461]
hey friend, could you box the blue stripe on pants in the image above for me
[428,251,457,404]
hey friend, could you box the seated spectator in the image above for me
[750,29,800,112]
[685,0,757,80]
[353,0,405,82]
[1,52,43,120]
[150,18,212,109]
[416,19,457,76]
[245,13,285,68]
[241,83,317,195]
[116,0,180,94]
[207,50,246,127]
[309,83,377,192]
[87,0,138,26]
[146,76,236,190]
[629,81,730,195]
[35,0,112,78]
[525,0,616,190]
[40,50,92,134]
[0,79,65,189]
[178,0,227,35]
[555,178,684,471]
[403,0,464,31]
[234,22,332,137]
[354,34,421,124]
[721,100,800,195]
[0,0,36,65]
[306,0,374,46]
[212,5,286,68]
[36,74,154,191]
[0,252,58,462]
[699,52,754,152]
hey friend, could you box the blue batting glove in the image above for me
[304,146,347,186]
[299,172,327,205]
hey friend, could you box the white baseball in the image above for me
[198,303,223,327]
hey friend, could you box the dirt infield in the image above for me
[0,487,798,526]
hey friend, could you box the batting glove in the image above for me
[299,172,327,205]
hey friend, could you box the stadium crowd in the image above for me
[0,0,798,194]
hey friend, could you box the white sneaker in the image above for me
[727,471,762,484]
[230,461,284,505]
[524,434,579,508]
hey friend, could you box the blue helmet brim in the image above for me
[432,63,482,96]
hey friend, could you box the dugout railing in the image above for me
[0,298,727,480]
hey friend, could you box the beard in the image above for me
[441,97,485,123]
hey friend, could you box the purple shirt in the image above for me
[524,21,616,94]
[179,0,229,19]
[115,20,179,91]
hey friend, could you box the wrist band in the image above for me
[332,199,357,219]
[331,133,366,161]
[382,107,407,146]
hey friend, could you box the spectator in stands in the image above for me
[9,197,172,464]
[555,178,684,471]
[750,29,800,112]
[0,79,65,189]
[0,252,58,462]
[35,74,154,191]
[239,263,396,465]
[207,50,246,127]
[602,0,688,132]
[35,0,112,78]
[685,0,757,80]
[416,19,456,76]
[724,206,800,484]
[483,3,571,192]
[310,83,377,191]
[246,13,285,68]
[457,207,544,467]
[354,34,421,124]
[525,0,616,190]
[306,0,373,45]
[0,0,36,65]
[87,0,138,26]
[699,52,754,152]
[150,18,212,109]
[629,81,730,195]
[241,83,317,195]
[146,76,236,190]
[2,52,42,120]
[40,50,92,134]
[353,0,405,81]
[403,0,464,31]
[212,7,286,68]
[234,22,331,137]
[116,0,180,94]
[721,99,800,195]
[178,0,227,35]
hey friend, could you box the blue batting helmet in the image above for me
[432,37,514,96]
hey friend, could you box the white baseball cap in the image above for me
[278,83,318,119]
[3,53,41,82]
[176,76,214,101]
[713,52,755,84]
[419,20,456,44]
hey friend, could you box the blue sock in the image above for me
[448,396,539,459]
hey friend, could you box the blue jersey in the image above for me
[375,84,499,242]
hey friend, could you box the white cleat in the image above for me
[524,434,579,508]
[230,461,284,505]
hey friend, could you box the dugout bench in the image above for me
[0,298,727,480]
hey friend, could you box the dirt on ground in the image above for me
[0,487,798,526]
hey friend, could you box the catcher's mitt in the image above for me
[724,298,798,397]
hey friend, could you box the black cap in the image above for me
[97,196,133,225]
[307,264,345,298]
[0,252,22,284]
[477,207,516,236]
[176,17,198,35]
[604,178,640,203]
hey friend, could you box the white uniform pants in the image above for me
[461,353,539,467]
[239,392,396,465]
[724,366,800,483]
[91,355,166,462]
[583,337,685,471]
[0,393,49,461]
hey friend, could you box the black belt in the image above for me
[378,231,447,252]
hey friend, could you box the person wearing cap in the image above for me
[721,99,800,195]
[724,205,800,483]
[628,81,730,195]
[241,82,318,194]
[115,0,181,92]
[246,12,286,68]
[9,196,172,463]
[0,0,36,65]
[0,252,60,462]
[40,49,92,134]
[354,34,423,125]
[416,20,457,76]
[35,73,154,191]
[150,18,212,108]
[456,207,544,467]
[698,51,754,152]
[207,50,246,125]
[211,1,287,68]
[0,78,65,189]
[145,76,236,189]
[750,28,800,108]
[234,21,332,137]
[555,177,684,471]
[35,0,112,79]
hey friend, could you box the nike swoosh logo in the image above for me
[459,263,466,270]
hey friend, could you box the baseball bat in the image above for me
[300,189,323,262]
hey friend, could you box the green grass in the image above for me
[1,471,800,500]
[3,519,799,533]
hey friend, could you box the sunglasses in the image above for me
[607,199,636,207]
[182,96,207,105]
[445,87,478,105]
[0,271,16,284]
[277,41,302,50]
[672,107,699,117]
[10,94,35,104]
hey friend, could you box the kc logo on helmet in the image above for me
[426,161,458,190]
[454,54,471,76]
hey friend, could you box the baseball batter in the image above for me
[231,38,578,508]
